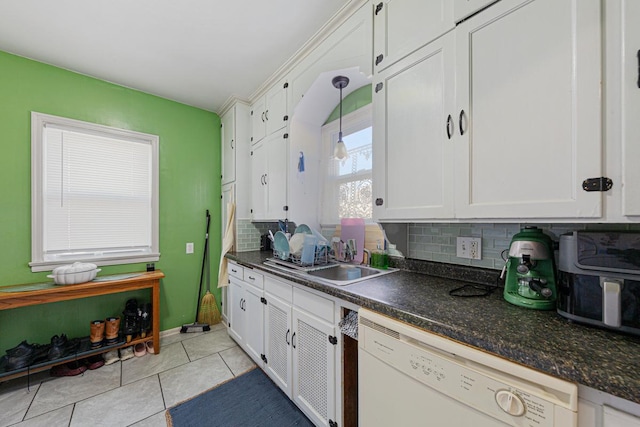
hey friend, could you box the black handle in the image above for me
[239,298,243,310]
[261,111,265,122]
[292,332,297,349]
[264,174,267,185]
[286,329,290,345]
[446,114,453,139]
[637,49,640,88]
[230,139,234,149]
[265,110,269,121]
[459,110,465,136]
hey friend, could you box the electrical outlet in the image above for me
[186,242,194,254]
[456,237,482,260]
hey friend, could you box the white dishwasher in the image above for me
[358,309,578,426]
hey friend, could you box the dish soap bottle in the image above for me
[371,240,388,270]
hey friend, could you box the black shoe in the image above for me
[5,341,50,371]
[48,334,68,360]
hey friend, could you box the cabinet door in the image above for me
[221,107,236,185]
[266,82,288,135]
[265,131,288,219]
[264,293,293,397]
[373,32,455,221]
[453,0,499,22]
[292,308,336,427]
[621,0,640,216]
[251,140,268,220]
[243,283,264,366]
[227,278,244,345]
[250,98,266,145]
[454,0,602,219]
[373,0,454,72]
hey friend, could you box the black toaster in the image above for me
[557,231,640,336]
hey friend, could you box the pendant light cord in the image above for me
[338,84,343,141]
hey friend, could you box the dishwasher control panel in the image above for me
[359,311,577,427]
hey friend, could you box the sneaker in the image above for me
[103,350,120,365]
[119,346,134,361]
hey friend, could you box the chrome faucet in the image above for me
[344,239,357,262]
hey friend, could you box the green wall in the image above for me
[325,84,372,124]
[0,51,222,352]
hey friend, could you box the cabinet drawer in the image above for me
[293,287,333,323]
[243,269,264,289]
[265,277,292,303]
[228,262,243,279]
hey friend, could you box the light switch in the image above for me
[186,242,194,254]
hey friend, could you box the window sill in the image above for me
[29,253,161,273]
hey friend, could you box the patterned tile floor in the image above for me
[0,323,255,426]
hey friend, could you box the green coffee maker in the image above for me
[503,226,557,310]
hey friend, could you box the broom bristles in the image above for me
[198,290,221,326]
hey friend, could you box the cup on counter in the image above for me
[301,234,318,265]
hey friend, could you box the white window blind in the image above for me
[31,112,159,271]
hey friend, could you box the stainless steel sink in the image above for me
[263,258,397,286]
[306,264,397,286]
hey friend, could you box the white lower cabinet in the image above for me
[228,269,265,368]
[291,307,336,427]
[264,287,293,396]
[262,276,337,427]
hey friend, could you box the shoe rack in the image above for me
[0,270,163,382]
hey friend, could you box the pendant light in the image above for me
[332,75,350,160]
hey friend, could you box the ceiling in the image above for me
[0,0,350,113]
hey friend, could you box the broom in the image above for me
[181,210,213,333]
[198,223,221,326]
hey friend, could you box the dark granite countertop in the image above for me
[226,250,640,405]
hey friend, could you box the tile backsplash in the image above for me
[407,223,640,270]
[237,219,640,272]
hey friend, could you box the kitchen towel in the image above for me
[217,201,235,288]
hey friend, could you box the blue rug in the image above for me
[166,368,314,427]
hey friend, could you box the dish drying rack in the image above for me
[274,244,330,267]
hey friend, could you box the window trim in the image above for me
[320,104,373,226]
[30,112,160,272]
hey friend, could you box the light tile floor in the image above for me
[0,323,256,427]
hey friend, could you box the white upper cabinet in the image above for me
[372,0,603,221]
[222,104,248,186]
[251,130,288,221]
[372,0,454,73]
[373,32,456,221]
[454,0,602,219]
[453,0,499,22]
[620,0,640,216]
[221,108,235,185]
[251,80,289,145]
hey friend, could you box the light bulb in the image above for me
[334,139,348,160]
